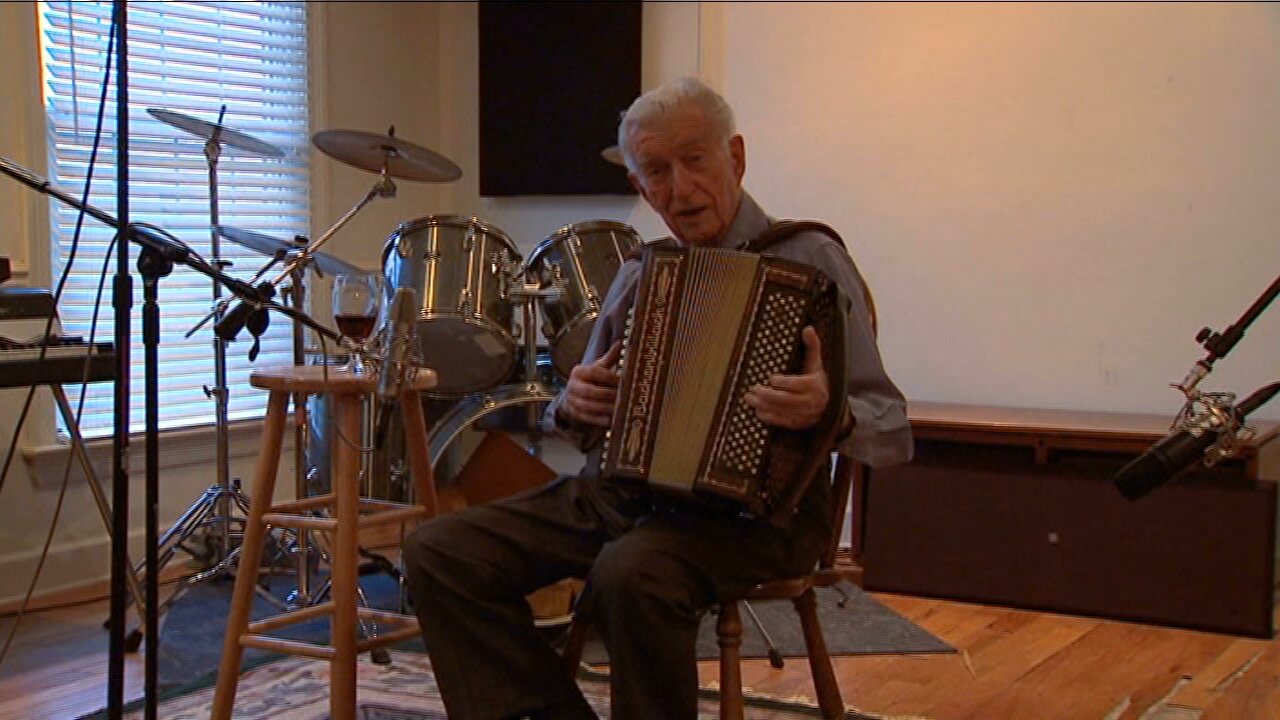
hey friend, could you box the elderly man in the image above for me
[402,76,911,720]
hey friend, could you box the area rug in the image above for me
[97,650,890,719]
[157,574,952,694]
[574,580,952,666]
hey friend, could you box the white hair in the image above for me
[617,76,736,172]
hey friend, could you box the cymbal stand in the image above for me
[280,358,400,664]
[281,256,317,607]
[132,109,271,615]
[256,247,391,658]
[204,107,240,577]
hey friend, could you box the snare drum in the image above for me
[526,220,641,379]
[383,215,521,395]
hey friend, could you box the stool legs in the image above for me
[330,392,361,718]
[400,387,436,519]
[211,381,433,719]
[211,390,289,719]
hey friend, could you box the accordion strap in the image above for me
[624,236,680,262]
[625,219,844,262]
[745,219,846,254]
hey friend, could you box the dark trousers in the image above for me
[401,471,831,720]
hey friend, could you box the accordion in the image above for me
[601,246,846,526]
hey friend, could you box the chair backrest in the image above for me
[819,454,859,571]
[818,279,877,572]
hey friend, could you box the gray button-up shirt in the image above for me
[545,192,912,468]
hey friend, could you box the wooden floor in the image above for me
[2,584,1279,720]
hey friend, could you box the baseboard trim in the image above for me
[0,562,191,615]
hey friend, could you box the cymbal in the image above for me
[312,128,462,182]
[216,225,366,277]
[147,108,286,158]
[601,145,626,167]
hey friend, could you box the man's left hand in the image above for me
[744,326,828,430]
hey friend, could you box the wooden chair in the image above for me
[559,453,863,720]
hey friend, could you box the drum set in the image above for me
[134,107,640,622]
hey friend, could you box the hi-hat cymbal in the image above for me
[147,108,286,158]
[601,145,626,167]
[216,225,366,277]
[312,128,462,182]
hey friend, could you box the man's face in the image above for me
[627,105,746,247]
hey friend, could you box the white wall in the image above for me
[721,2,1280,419]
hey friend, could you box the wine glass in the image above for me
[332,272,384,374]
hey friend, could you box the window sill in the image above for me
[22,417,296,487]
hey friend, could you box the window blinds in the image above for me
[38,1,309,437]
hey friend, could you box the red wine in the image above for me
[335,313,377,342]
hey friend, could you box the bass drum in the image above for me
[304,348,562,504]
[383,214,521,395]
[427,380,583,627]
[525,220,640,379]
[305,384,411,503]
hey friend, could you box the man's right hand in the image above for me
[558,340,623,428]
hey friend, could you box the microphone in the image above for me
[1114,384,1280,500]
[373,286,419,449]
[214,282,276,342]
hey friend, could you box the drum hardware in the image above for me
[189,126,461,339]
[229,245,397,623]
[216,226,365,278]
[280,275,319,608]
[161,121,458,619]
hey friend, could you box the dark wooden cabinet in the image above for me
[861,403,1279,637]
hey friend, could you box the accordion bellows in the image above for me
[602,246,845,525]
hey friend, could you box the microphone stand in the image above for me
[0,158,346,350]
[1119,271,1280,502]
[1175,271,1280,395]
[136,245,169,720]
[107,3,133,717]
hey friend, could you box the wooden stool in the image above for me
[211,365,437,720]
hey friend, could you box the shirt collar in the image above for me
[715,191,772,250]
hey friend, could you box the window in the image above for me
[38,1,309,437]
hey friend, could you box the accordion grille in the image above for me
[649,250,760,491]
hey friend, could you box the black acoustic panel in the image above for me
[479,1,640,196]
